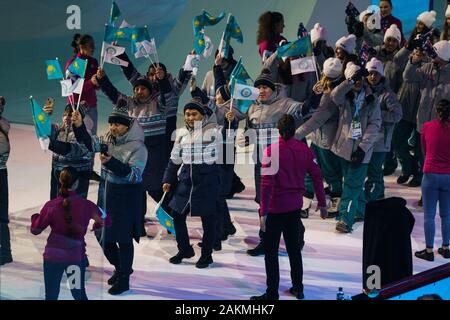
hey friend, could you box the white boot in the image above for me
[327,197,341,218]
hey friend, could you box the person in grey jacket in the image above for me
[331,62,382,233]
[295,57,344,218]
[364,58,402,202]
[229,69,305,256]
[0,96,12,266]
[72,102,147,295]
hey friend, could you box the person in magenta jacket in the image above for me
[30,167,109,300]
[415,99,450,261]
[257,11,287,62]
[251,114,327,301]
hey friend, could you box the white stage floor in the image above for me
[0,124,447,300]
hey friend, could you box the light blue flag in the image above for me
[68,57,87,78]
[45,59,63,80]
[109,1,122,26]
[131,27,151,54]
[30,97,51,138]
[104,25,132,43]
[156,205,176,237]
[194,33,206,55]
[277,36,313,58]
[230,58,254,113]
[193,10,226,35]
[222,15,243,59]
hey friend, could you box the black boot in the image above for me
[197,242,222,251]
[108,274,130,295]
[247,241,264,256]
[169,246,195,264]
[0,223,12,266]
[195,254,213,268]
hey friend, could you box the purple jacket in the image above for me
[260,137,326,216]
[31,191,109,263]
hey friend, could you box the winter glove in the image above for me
[350,146,366,166]
[351,68,369,83]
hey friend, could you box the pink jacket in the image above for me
[260,137,326,216]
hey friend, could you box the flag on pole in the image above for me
[119,19,135,29]
[357,41,376,67]
[230,58,254,113]
[155,204,176,236]
[104,25,132,43]
[193,10,226,35]
[67,57,87,78]
[60,79,74,97]
[290,56,316,75]
[203,35,214,58]
[108,1,122,26]
[277,36,313,58]
[30,97,51,139]
[134,39,157,59]
[131,26,151,54]
[194,33,206,55]
[46,59,64,80]
[183,54,200,71]
[222,15,243,59]
[101,42,129,67]
[233,82,259,100]
[70,78,85,94]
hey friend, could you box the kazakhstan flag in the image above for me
[45,59,63,80]
[68,57,87,78]
[108,1,122,26]
[230,58,254,113]
[104,25,132,43]
[277,36,313,58]
[156,204,176,237]
[222,15,243,58]
[30,97,51,138]
[194,33,206,55]
[131,26,151,54]
[193,10,226,35]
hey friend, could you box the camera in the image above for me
[100,143,109,155]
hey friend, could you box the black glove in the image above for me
[406,37,421,51]
[351,147,366,166]
[351,68,369,82]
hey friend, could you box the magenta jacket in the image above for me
[65,53,99,108]
[260,137,327,216]
[421,119,450,175]
[31,191,110,263]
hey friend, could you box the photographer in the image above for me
[0,96,12,266]
[72,101,147,295]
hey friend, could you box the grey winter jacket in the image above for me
[0,117,10,170]
[295,91,339,150]
[264,52,316,103]
[403,60,450,133]
[330,80,382,163]
[202,61,237,99]
[370,79,403,152]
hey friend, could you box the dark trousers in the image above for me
[173,210,216,255]
[217,164,234,239]
[50,168,90,200]
[166,116,177,160]
[393,120,422,179]
[102,242,134,276]
[0,169,11,258]
[264,210,304,297]
[43,260,87,300]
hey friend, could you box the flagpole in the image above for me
[312,54,320,83]
[62,57,76,112]
[228,79,234,137]
[76,60,88,111]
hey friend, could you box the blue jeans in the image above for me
[43,261,87,300]
[422,173,450,248]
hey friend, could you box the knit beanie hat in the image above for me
[366,58,385,76]
[344,62,361,80]
[335,34,357,54]
[446,5,450,18]
[433,40,450,62]
[216,85,231,102]
[323,58,343,79]
[417,10,437,28]
[108,99,132,127]
[133,78,152,93]
[254,69,276,91]
[183,98,206,115]
[384,24,401,43]
[64,101,87,119]
[310,23,326,44]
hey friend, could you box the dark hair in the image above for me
[437,99,450,128]
[257,11,284,45]
[380,0,392,8]
[277,114,296,141]
[443,18,449,41]
[59,167,79,238]
[71,34,94,54]
[417,294,443,300]
[147,62,167,76]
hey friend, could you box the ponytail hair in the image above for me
[277,114,296,141]
[437,99,450,129]
[59,167,79,238]
[71,34,94,54]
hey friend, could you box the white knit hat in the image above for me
[384,24,401,43]
[310,23,326,44]
[344,62,361,80]
[323,58,343,79]
[446,5,450,18]
[433,40,450,62]
[366,57,384,76]
[417,10,437,28]
[335,34,357,54]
